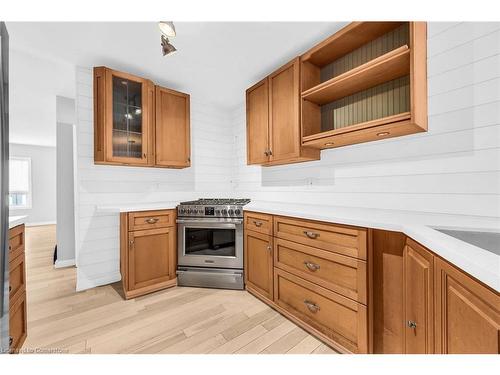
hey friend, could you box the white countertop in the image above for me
[9,215,27,229]
[94,199,499,292]
[96,201,180,213]
[244,201,500,292]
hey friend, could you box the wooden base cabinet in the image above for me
[435,257,500,354]
[244,211,369,353]
[404,239,434,354]
[120,210,177,299]
[373,230,500,354]
[8,224,27,354]
[244,214,274,302]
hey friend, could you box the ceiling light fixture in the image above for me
[158,21,176,37]
[161,34,177,56]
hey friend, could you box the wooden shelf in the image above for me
[303,112,411,142]
[301,46,410,105]
[302,22,405,66]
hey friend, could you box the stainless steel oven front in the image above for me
[177,217,243,269]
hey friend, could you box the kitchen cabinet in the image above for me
[434,257,500,354]
[301,22,427,150]
[403,238,434,354]
[94,67,154,166]
[120,210,177,299]
[246,58,320,166]
[244,224,274,302]
[8,224,27,353]
[155,86,191,168]
[244,211,369,353]
[93,67,190,168]
[373,229,500,354]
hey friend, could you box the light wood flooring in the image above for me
[22,225,337,354]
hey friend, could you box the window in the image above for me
[9,157,32,209]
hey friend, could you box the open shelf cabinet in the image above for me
[300,22,427,150]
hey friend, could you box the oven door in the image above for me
[177,218,243,269]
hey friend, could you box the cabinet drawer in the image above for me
[128,210,175,231]
[9,291,27,354]
[274,238,367,304]
[244,212,273,235]
[9,253,26,304]
[274,216,367,260]
[274,268,368,353]
[9,224,25,261]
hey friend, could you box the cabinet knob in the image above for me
[129,240,134,247]
[143,153,146,159]
[264,150,269,156]
[267,244,272,251]
[407,320,417,329]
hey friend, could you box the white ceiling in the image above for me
[6,22,347,146]
[7,22,346,109]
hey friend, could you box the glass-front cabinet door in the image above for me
[104,69,152,165]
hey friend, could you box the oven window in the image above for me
[184,228,236,257]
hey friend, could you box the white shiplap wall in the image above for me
[232,22,500,218]
[75,67,234,290]
[75,22,500,290]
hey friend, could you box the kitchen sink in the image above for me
[433,229,500,256]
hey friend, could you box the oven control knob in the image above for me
[235,209,241,215]
[229,209,234,215]
[215,210,221,216]
[179,208,184,214]
[222,209,228,215]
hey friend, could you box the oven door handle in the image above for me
[176,218,243,225]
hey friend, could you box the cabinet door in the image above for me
[155,86,191,168]
[128,227,176,291]
[104,69,153,165]
[244,230,273,301]
[246,78,270,165]
[9,292,27,354]
[269,58,300,162]
[435,257,500,354]
[404,239,434,353]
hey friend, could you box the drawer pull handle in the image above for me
[407,320,417,329]
[303,231,319,239]
[304,261,320,272]
[253,220,263,227]
[9,336,13,347]
[304,300,320,313]
[145,218,159,224]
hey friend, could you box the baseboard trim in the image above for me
[54,259,76,268]
[76,271,122,292]
[26,221,56,227]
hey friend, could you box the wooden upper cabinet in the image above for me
[246,58,320,166]
[93,67,190,169]
[268,59,300,162]
[246,79,270,165]
[404,239,434,354]
[300,22,428,150]
[94,67,154,166]
[155,86,191,168]
[435,257,500,354]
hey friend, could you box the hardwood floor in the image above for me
[21,225,337,354]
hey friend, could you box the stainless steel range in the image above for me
[176,198,250,290]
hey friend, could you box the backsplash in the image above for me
[232,22,500,218]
